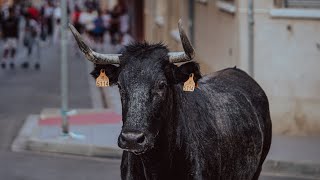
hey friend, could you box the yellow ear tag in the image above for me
[96,69,110,87]
[183,73,195,92]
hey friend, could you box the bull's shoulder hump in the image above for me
[199,67,248,84]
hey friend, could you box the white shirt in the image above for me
[79,11,97,31]
[53,7,61,20]
[44,6,54,18]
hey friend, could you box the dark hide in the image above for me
[91,42,272,180]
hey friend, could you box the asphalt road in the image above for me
[0,41,308,180]
[0,42,121,180]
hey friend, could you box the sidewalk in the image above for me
[12,108,123,158]
[262,135,320,179]
[12,106,320,179]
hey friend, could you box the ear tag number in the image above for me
[183,73,195,92]
[96,69,110,87]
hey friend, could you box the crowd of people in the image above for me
[72,0,132,52]
[0,0,132,70]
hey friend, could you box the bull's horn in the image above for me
[169,19,195,63]
[69,24,120,64]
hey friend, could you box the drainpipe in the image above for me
[61,0,69,135]
[248,0,254,77]
[188,0,195,45]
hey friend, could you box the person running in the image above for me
[43,1,54,41]
[1,7,19,69]
[71,5,83,33]
[53,3,61,44]
[22,13,40,69]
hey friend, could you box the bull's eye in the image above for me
[158,81,167,90]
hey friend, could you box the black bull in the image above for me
[70,24,272,180]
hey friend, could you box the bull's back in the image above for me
[193,67,271,178]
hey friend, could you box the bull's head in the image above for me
[70,20,201,155]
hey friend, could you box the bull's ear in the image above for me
[90,64,120,85]
[165,62,202,84]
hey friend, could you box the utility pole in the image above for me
[248,0,254,77]
[61,0,69,135]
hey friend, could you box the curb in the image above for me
[11,114,122,159]
[26,137,122,158]
[262,160,320,179]
[12,115,320,178]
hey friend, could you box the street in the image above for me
[0,42,310,180]
[0,43,121,180]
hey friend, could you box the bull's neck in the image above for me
[138,85,185,178]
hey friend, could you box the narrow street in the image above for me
[0,42,121,180]
[0,41,310,180]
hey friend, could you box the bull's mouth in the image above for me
[122,148,149,155]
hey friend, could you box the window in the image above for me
[274,0,320,9]
[221,0,234,4]
[196,0,208,5]
[271,0,320,19]
[216,0,236,14]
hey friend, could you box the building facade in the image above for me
[144,0,320,135]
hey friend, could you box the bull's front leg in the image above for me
[138,148,166,180]
[188,154,220,180]
[121,151,146,180]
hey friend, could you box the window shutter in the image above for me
[285,0,320,8]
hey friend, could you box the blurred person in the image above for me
[102,9,111,32]
[22,13,40,69]
[1,7,19,69]
[53,3,61,43]
[119,5,129,36]
[1,1,10,20]
[39,4,48,41]
[84,0,98,11]
[43,1,54,40]
[71,5,82,33]
[79,7,97,45]
[92,10,105,51]
[109,5,121,45]
[101,9,111,45]
[71,5,83,56]
[27,3,39,21]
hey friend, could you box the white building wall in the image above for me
[144,0,320,135]
[252,0,320,135]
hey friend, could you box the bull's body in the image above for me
[69,21,272,180]
[121,67,271,180]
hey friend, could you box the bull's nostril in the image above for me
[120,132,146,145]
[137,135,145,144]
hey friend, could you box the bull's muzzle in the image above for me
[118,131,147,154]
